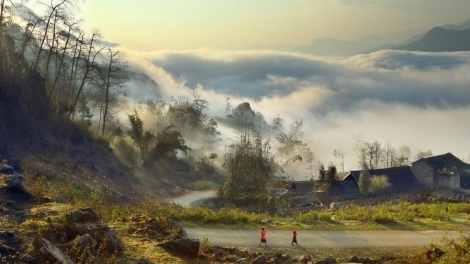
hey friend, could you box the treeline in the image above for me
[356,140,433,170]
[1,0,126,136]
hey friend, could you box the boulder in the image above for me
[65,207,100,224]
[55,195,64,203]
[33,238,74,264]
[170,219,187,239]
[236,258,248,264]
[252,255,268,264]
[315,256,337,264]
[71,234,95,256]
[65,208,123,252]
[299,254,312,263]
[426,247,445,261]
[0,243,17,255]
[160,238,200,258]
[137,258,155,264]
[6,175,33,196]
[0,164,15,175]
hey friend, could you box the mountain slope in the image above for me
[396,27,470,52]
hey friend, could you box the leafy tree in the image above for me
[127,110,153,155]
[276,119,304,157]
[220,125,276,210]
[326,164,337,186]
[208,152,218,165]
[203,118,221,145]
[150,126,190,160]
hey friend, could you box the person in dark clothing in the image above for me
[291,231,298,245]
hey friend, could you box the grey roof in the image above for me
[288,181,314,195]
[346,166,424,194]
[412,153,465,170]
[332,176,363,200]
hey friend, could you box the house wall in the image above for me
[412,161,434,187]
[434,173,461,189]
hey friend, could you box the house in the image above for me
[324,175,363,203]
[412,153,468,189]
[344,166,424,195]
[285,181,315,196]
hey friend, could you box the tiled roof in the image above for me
[413,153,464,170]
[346,166,424,194]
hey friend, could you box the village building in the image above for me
[412,153,469,189]
[281,153,470,207]
[344,166,424,195]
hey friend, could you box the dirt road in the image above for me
[168,190,216,207]
[185,228,461,249]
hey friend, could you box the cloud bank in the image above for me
[119,48,470,174]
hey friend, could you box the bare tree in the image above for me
[70,31,105,116]
[334,149,345,172]
[50,18,80,96]
[363,141,382,169]
[414,149,433,161]
[99,47,126,136]
[0,0,27,46]
[33,0,70,69]
[383,141,397,168]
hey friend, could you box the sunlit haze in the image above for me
[80,0,470,51]
[23,0,470,176]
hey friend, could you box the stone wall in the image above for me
[412,161,434,186]
[434,173,460,189]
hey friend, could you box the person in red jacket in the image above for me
[259,227,267,247]
[291,231,298,245]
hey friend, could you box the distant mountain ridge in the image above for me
[299,19,470,56]
[394,27,470,52]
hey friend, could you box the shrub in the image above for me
[369,174,392,194]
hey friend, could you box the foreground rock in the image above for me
[64,207,123,252]
[0,164,15,175]
[160,238,200,258]
[33,238,74,264]
[6,175,33,197]
[36,207,123,263]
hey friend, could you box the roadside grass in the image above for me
[238,246,420,263]
[14,161,470,262]
[21,168,470,232]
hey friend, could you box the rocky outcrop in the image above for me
[33,238,74,264]
[64,207,123,252]
[126,214,186,241]
[0,164,15,175]
[6,175,33,197]
[160,238,200,258]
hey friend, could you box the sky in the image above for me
[79,0,470,51]
[21,0,470,176]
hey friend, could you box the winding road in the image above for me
[168,190,216,207]
[185,228,462,249]
[170,190,463,249]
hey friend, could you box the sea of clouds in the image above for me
[118,48,470,173]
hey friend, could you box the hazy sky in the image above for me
[80,0,470,51]
[19,0,470,174]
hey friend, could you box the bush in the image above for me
[370,174,392,194]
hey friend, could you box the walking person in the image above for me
[259,227,268,247]
[291,231,298,245]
